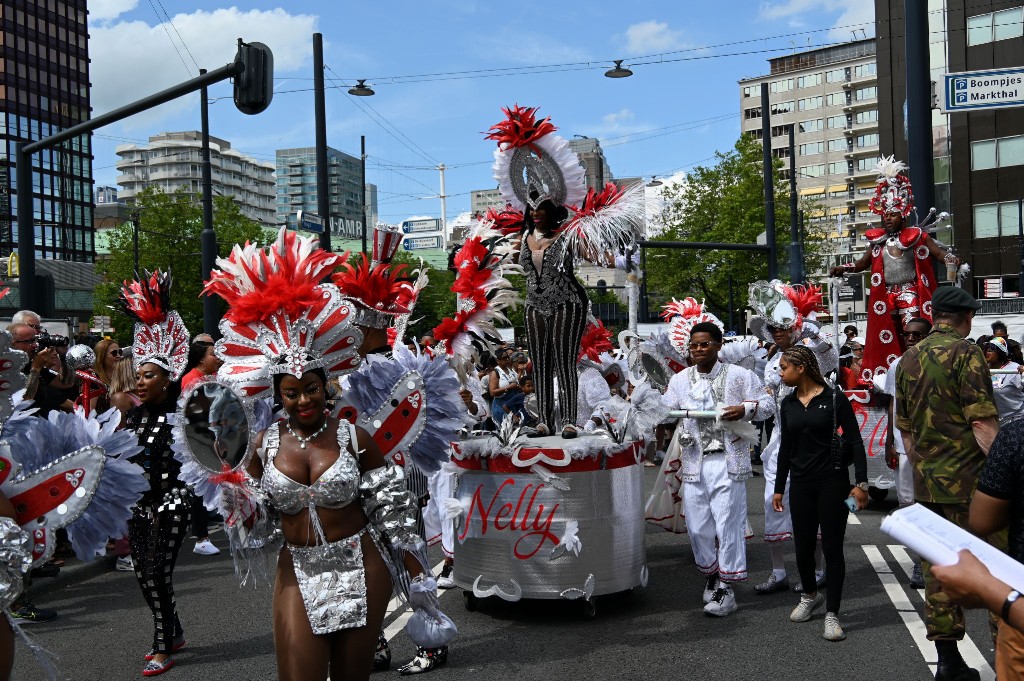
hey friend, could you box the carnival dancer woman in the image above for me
[486,106,642,439]
[772,345,869,641]
[204,228,455,681]
[983,337,1024,424]
[117,270,192,676]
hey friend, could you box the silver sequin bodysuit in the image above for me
[261,421,359,515]
[520,235,588,313]
[881,243,916,286]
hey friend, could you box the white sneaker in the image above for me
[703,585,737,617]
[702,574,720,604]
[193,539,220,556]
[436,564,455,590]
[790,592,824,622]
[115,556,134,572]
[823,612,846,640]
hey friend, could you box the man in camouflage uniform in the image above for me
[896,286,1002,681]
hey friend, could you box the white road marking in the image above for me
[847,512,861,525]
[864,545,995,681]
[383,560,447,640]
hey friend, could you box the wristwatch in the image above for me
[1002,590,1021,621]
[855,482,869,492]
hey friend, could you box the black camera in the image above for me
[36,331,69,350]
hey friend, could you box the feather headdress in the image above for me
[204,227,362,401]
[561,181,645,258]
[432,216,523,361]
[747,279,823,343]
[488,105,587,212]
[577,319,614,363]
[868,155,915,218]
[662,297,723,356]
[483,205,525,236]
[332,254,417,330]
[116,269,189,380]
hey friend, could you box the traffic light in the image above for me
[233,40,274,115]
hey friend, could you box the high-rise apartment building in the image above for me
[275,146,378,250]
[1,0,94,262]
[739,38,880,293]
[567,136,613,190]
[876,0,1024,301]
[115,131,276,226]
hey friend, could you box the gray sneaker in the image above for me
[754,573,790,595]
[823,612,846,640]
[790,592,824,622]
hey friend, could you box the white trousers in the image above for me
[682,453,748,582]
[423,468,455,558]
[897,452,914,507]
[761,440,793,543]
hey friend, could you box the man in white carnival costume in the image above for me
[660,300,771,616]
[747,280,839,595]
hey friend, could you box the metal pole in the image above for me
[439,163,447,250]
[728,274,735,333]
[1018,198,1023,297]
[361,135,368,254]
[639,247,649,322]
[760,81,778,279]
[14,143,36,310]
[313,32,331,252]
[200,70,218,336]
[788,125,801,283]
[905,1,936,224]
[132,213,139,277]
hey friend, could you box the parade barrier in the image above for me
[450,433,647,616]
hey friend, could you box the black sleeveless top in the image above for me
[520,233,587,313]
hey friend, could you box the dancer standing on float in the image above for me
[659,299,771,617]
[828,156,961,381]
[747,281,839,595]
[484,105,643,439]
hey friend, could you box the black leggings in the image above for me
[524,303,587,430]
[129,498,191,654]
[790,473,850,614]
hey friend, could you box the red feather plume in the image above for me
[660,297,705,322]
[203,229,345,326]
[577,319,614,362]
[331,253,414,315]
[783,284,823,318]
[119,269,172,326]
[484,105,557,150]
[484,205,525,236]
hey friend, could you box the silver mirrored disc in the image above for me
[181,381,252,476]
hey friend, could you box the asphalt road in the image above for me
[12,466,998,681]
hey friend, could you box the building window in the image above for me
[856,133,880,148]
[971,135,1024,170]
[853,63,876,79]
[825,93,846,107]
[828,161,848,175]
[967,7,1023,45]
[798,96,822,111]
[855,110,878,124]
[770,78,793,93]
[828,138,848,152]
[742,85,758,98]
[799,118,823,133]
[771,101,794,115]
[973,201,1022,238]
[799,141,824,155]
[800,164,826,178]
[825,68,846,83]
[826,115,847,129]
[855,86,877,101]
[797,74,822,88]
[744,106,762,119]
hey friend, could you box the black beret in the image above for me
[931,286,982,313]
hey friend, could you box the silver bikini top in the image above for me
[261,421,360,516]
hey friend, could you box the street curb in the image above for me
[26,555,118,600]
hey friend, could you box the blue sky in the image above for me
[88,0,873,224]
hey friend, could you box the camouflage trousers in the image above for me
[919,501,1007,642]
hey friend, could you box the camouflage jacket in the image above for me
[895,323,998,503]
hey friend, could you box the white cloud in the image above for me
[474,30,589,65]
[89,8,318,125]
[759,1,874,39]
[89,0,138,22]
[624,21,686,55]
[603,109,636,128]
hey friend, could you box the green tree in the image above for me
[95,186,267,343]
[645,134,830,326]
